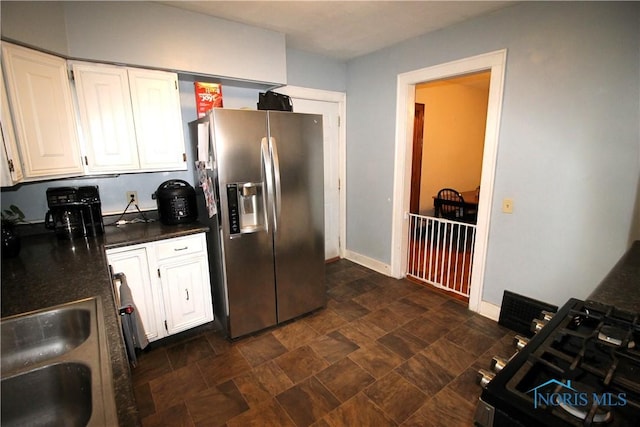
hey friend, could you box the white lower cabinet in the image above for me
[159,254,212,335]
[107,246,160,341]
[106,233,213,342]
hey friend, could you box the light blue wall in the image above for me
[0,1,68,54]
[286,48,347,92]
[345,1,640,307]
[1,1,287,85]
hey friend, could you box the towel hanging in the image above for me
[114,272,149,366]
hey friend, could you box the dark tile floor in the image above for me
[132,259,517,427]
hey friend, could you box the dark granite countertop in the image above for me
[587,240,640,314]
[1,220,209,427]
[102,221,209,250]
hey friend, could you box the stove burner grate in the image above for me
[552,381,613,425]
[481,299,640,427]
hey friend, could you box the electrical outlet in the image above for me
[502,198,514,214]
[126,191,138,205]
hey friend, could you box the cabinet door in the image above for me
[72,63,140,173]
[1,68,23,186]
[159,254,213,335]
[128,68,186,171]
[107,247,163,342]
[1,43,83,178]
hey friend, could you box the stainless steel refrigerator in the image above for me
[190,108,325,338]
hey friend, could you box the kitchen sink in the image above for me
[2,362,92,426]
[1,306,91,372]
[1,298,118,426]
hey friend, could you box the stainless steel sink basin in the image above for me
[1,362,92,427]
[1,306,91,372]
[1,298,118,426]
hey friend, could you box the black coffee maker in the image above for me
[45,186,104,240]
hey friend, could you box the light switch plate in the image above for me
[502,198,514,214]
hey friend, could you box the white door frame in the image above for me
[276,86,347,259]
[390,50,507,319]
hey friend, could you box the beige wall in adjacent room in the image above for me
[415,71,490,215]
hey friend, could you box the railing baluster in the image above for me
[406,213,475,298]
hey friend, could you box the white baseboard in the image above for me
[343,250,391,276]
[478,300,501,321]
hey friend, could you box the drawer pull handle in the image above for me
[185,289,189,301]
[174,246,188,251]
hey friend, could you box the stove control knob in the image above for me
[540,310,554,322]
[477,369,495,388]
[531,318,547,334]
[490,356,509,373]
[513,335,529,351]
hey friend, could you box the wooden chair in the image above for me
[435,188,465,220]
[435,188,477,223]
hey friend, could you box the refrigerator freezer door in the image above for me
[211,109,277,338]
[268,111,326,323]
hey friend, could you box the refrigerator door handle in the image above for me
[269,137,282,231]
[261,137,274,233]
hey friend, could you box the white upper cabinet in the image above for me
[1,68,24,186]
[2,43,186,179]
[73,63,186,173]
[1,42,83,179]
[72,63,139,173]
[128,68,186,171]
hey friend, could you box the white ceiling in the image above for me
[159,1,516,61]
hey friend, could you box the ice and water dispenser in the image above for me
[226,183,265,236]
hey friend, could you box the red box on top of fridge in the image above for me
[194,82,223,118]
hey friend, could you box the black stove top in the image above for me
[477,298,640,427]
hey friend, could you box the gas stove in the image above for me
[476,298,639,426]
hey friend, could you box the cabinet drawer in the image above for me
[156,234,205,260]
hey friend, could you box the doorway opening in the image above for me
[407,71,490,302]
[390,50,507,319]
